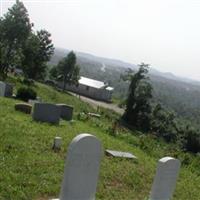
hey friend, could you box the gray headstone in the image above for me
[56,104,73,121]
[106,149,137,159]
[0,81,13,97]
[58,134,102,200]
[0,82,6,97]
[32,103,61,124]
[149,157,181,200]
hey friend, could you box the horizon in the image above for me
[1,0,200,81]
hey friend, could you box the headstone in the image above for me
[15,103,32,114]
[105,149,137,159]
[53,133,102,200]
[0,81,13,97]
[149,157,181,200]
[56,104,73,121]
[32,103,61,124]
[52,137,62,151]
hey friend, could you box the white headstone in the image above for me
[149,157,181,200]
[56,133,102,200]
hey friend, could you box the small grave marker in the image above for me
[149,157,181,200]
[15,103,32,114]
[52,137,62,151]
[106,149,137,159]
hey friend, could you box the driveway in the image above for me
[70,92,124,115]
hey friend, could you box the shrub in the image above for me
[16,87,37,102]
[183,129,200,153]
[22,78,35,86]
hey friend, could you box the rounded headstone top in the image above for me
[159,157,181,164]
[68,133,102,154]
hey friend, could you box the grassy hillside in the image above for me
[0,80,200,200]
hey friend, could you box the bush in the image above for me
[22,78,35,86]
[183,129,200,153]
[16,87,37,102]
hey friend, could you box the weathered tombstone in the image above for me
[149,157,181,200]
[0,81,13,97]
[15,103,32,114]
[32,103,61,124]
[105,149,137,160]
[56,104,73,121]
[52,133,102,200]
[52,137,62,151]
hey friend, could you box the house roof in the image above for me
[79,76,111,89]
[106,86,114,91]
[79,76,105,89]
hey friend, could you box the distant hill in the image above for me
[49,47,200,126]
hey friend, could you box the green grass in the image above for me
[0,79,200,200]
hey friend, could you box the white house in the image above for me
[58,76,114,102]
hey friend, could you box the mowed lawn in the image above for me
[0,82,200,200]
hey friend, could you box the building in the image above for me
[58,76,114,102]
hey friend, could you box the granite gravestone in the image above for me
[53,133,102,200]
[32,103,61,124]
[56,104,73,121]
[149,157,181,200]
[0,81,13,97]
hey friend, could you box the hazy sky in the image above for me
[1,0,200,80]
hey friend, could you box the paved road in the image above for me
[70,92,124,115]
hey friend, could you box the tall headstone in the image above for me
[55,134,102,200]
[32,103,61,124]
[149,157,181,200]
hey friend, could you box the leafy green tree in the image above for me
[0,0,32,79]
[122,63,152,131]
[57,51,80,91]
[150,104,177,142]
[49,66,59,80]
[22,30,54,80]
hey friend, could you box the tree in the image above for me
[150,104,177,142]
[22,30,54,80]
[0,0,32,79]
[49,66,59,80]
[122,63,152,131]
[57,51,80,91]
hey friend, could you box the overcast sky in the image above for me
[1,0,200,80]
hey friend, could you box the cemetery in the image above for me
[0,79,199,200]
[1,1,200,199]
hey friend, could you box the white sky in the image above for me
[1,0,200,80]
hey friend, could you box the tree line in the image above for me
[0,0,79,88]
[122,64,200,153]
